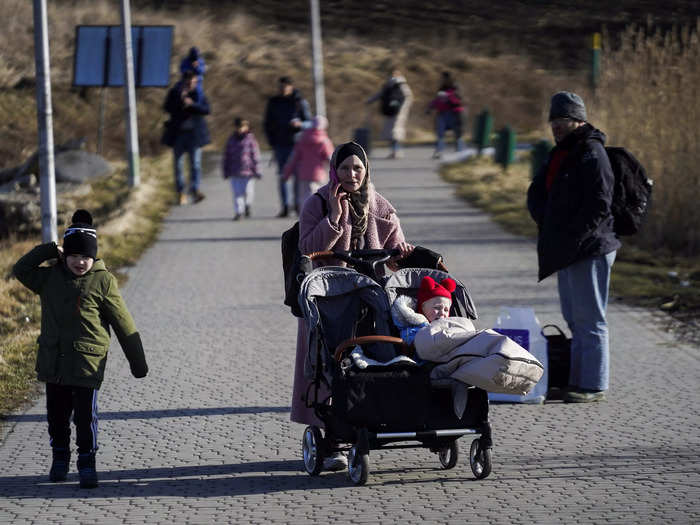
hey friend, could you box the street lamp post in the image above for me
[33,0,57,242]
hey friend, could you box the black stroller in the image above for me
[296,248,493,485]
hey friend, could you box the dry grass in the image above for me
[0,0,576,171]
[595,22,700,257]
[0,154,172,416]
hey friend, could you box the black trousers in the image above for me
[46,382,98,454]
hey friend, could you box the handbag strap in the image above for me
[541,324,567,338]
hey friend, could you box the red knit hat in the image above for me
[416,276,457,314]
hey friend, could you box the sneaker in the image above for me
[276,206,289,218]
[49,448,70,482]
[177,192,187,206]
[322,452,348,472]
[192,190,206,204]
[77,452,98,489]
[564,389,606,403]
[245,205,251,217]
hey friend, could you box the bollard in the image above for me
[472,109,492,155]
[494,126,516,171]
[530,139,553,179]
[591,32,601,89]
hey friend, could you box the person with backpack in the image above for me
[527,91,620,404]
[366,68,413,159]
[426,71,465,159]
[289,141,413,470]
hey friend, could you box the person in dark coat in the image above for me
[527,91,620,403]
[162,70,211,205]
[263,76,312,217]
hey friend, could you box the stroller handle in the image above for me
[334,335,413,362]
[305,248,400,262]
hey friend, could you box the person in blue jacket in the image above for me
[162,70,211,205]
[179,46,205,96]
[527,91,620,403]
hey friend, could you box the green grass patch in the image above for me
[0,154,173,418]
[439,155,700,322]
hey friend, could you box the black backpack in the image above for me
[380,82,405,117]
[605,147,653,236]
[281,194,326,317]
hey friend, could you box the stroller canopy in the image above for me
[299,267,396,361]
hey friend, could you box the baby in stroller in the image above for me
[392,275,471,343]
[391,275,544,396]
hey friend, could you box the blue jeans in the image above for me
[435,112,465,153]
[173,134,202,194]
[274,145,294,208]
[557,251,616,391]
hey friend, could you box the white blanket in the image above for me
[414,318,544,395]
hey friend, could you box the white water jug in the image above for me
[489,306,548,404]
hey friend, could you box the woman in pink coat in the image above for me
[290,141,413,470]
[283,116,334,212]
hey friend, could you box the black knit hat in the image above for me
[334,142,367,170]
[549,91,587,122]
[63,209,97,259]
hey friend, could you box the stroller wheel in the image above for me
[347,445,369,485]
[438,441,459,469]
[469,438,492,479]
[302,426,324,476]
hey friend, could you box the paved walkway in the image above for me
[1,146,699,524]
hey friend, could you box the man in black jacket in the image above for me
[263,76,311,217]
[527,91,620,403]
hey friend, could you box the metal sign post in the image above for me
[310,0,326,117]
[120,0,140,187]
[33,0,57,242]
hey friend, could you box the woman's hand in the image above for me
[328,182,346,226]
[386,241,415,271]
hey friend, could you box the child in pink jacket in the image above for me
[283,115,334,212]
[222,118,262,220]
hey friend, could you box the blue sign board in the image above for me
[73,25,173,87]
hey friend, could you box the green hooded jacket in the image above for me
[13,242,148,389]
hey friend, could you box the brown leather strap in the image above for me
[305,250,335,261]
[334,335,411,362]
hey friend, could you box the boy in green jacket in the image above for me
[12,210,148,489]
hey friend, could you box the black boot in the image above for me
[49,448,70,482]
[245,205,251,217]
[276,205,288,218]
[77,452,98,489]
